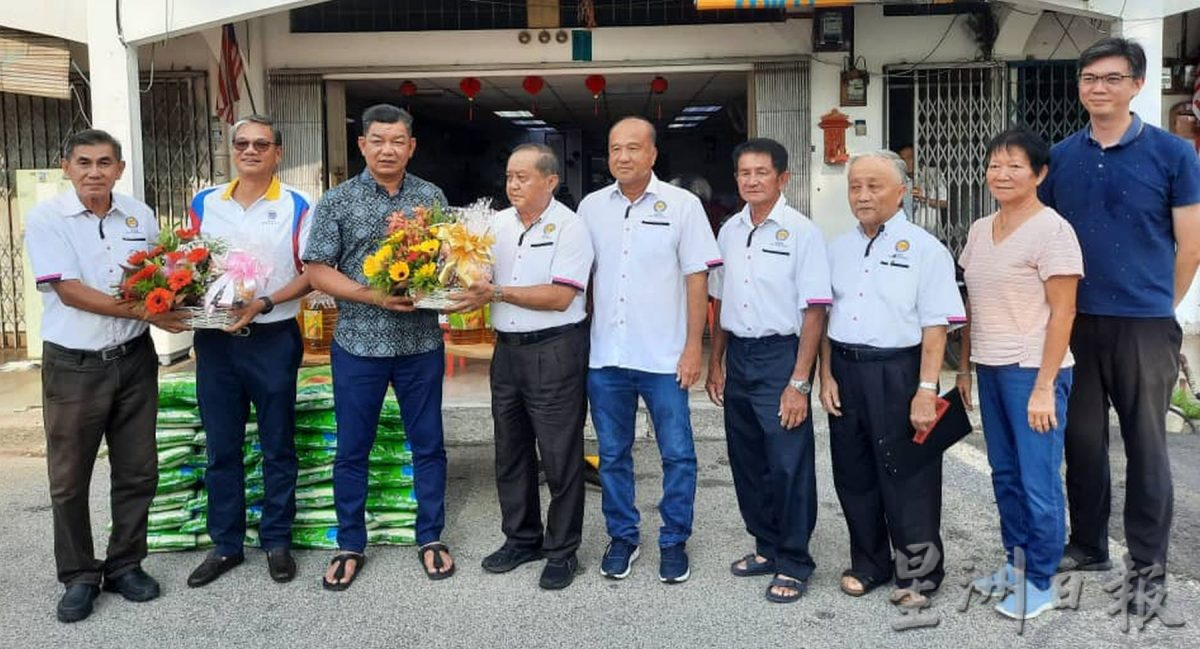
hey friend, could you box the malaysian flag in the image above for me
[215,23,243,125]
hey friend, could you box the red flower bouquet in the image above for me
[117,227,226,323]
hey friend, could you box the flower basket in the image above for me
[180,306,239,330]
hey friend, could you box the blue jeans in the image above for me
[588,367,696,548]
[976,364,1072,589]
[330,343,446,552]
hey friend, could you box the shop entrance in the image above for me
[339,70,749,228]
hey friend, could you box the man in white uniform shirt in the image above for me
[706,138,831,604]
[578,117,721,584]
[184,115,313,588]
[24,130,187,623]
[819,150,965,607]
[454,144,593,590]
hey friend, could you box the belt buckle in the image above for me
[100,345,123,362]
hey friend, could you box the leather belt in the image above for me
[46,332,147,363]
[830,340,921,362]
[494,320,586,346]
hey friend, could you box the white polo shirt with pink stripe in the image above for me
[579,173,722,374]
[709,195,831,339]
[491,198,593,333]
[25,190,157,350]
[827,210,966,348]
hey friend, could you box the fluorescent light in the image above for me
[673,115,708,122]
[682,105,722,114]
[512,119,547,126]
[527,126,557,132]
[667,122,696,129]
[494,110,534,118]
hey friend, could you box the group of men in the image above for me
[27,35,1194,625]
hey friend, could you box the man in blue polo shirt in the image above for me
[1039,37,1200,592]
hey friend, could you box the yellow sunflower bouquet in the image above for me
[363,204,448,297]
[362,201,496,309]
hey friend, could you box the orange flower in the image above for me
[175,227,198,240]
[126,264,159,286]
[127,250,149,266]
[186,248,209,264]
[167,268,193,291]
[144,288,174,314]
[165,251,185,264]
[148,246,164,257]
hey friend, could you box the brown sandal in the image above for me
[418,542,456,580]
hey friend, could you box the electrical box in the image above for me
[13,169,74,360]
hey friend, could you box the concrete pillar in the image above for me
[325,80,348,188]
[1120,17,1166,127]
[241,19,267,118]
[85,0,143,198]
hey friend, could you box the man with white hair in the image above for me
[819,150,965,607]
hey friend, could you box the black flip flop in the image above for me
[322,552,366,591]
[418,542,456,581]
[765,575,807,604]
[730,554,775,577]
[840,569,886,597]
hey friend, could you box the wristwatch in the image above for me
[492,285,504,303]
[257,296,275,314]
[788,378,812,395]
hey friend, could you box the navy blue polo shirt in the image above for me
[1040,113,1200,317]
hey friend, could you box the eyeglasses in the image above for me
[232,139,277,153]
[1078,73,1134,87]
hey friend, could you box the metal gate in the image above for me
[0,84,90,348]
[753,60,811,215]
[1007,60,1088,145]
[897,63,1007,257]
[140,72,214,231]
[0,72,211,349]
[268,73,326,199]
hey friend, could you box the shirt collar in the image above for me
[608,173,661,205]
[359,168,407,196]
[736,194,788,229]
[857,209,907,238]
[59,190,135,218]
[1085,112,1145,148]
[513,197,558,229]
[221,176,282,201]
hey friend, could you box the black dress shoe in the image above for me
[481,545,544,574]
[57,584,100,623]
[539,555,581,590]
[187,552,244,588]
[1057,544,1112,573]
[267,548,296,583]
[102,567,161,602]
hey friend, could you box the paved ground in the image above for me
[1,426,1196,648]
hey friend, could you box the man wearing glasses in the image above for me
[186,115,313,587]
[1040,38,1200,599]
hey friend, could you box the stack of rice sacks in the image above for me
[147,373,263,552]
[292,365,417,549]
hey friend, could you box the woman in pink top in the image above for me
[956,128,1083,621]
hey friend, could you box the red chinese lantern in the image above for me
[650,76,669,120]
[399,80,417,97]
[585,74,606,116]
[522,75,545,114]
[459,77,482,120]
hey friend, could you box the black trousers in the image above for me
[489,323,588,559]
[195,320,302,556]
[1065,315,1181,571]
[828,343,945,589]
[724,334,817,580]
[42,333,159,586]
